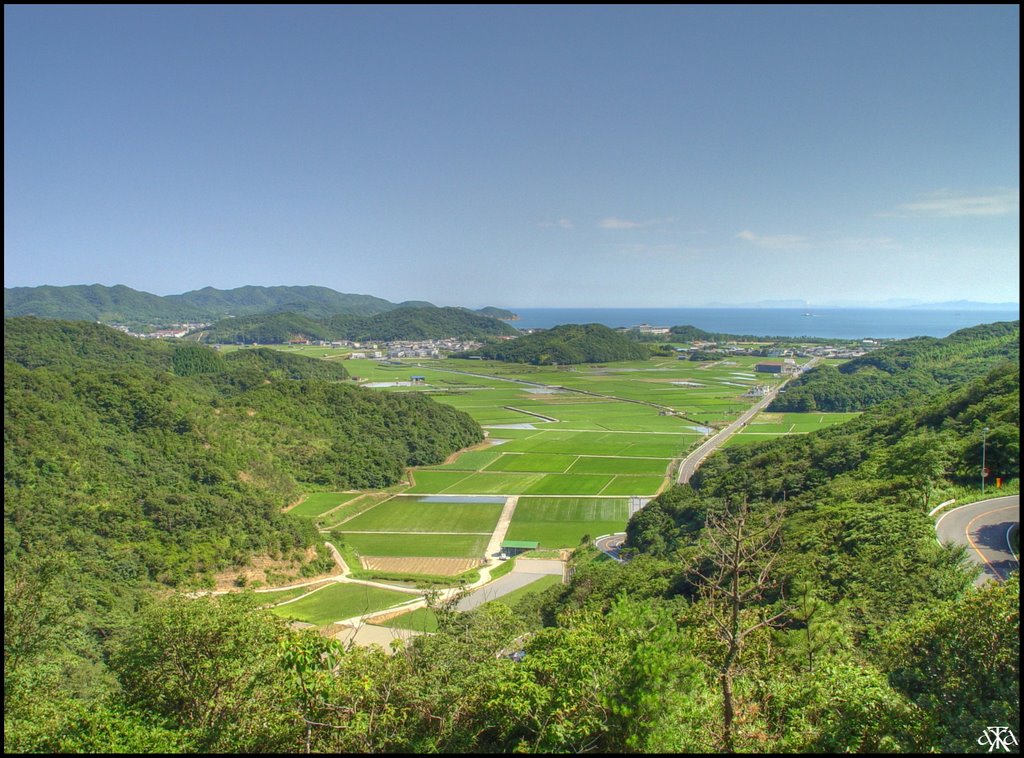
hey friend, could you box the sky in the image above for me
[4,5,1020,308]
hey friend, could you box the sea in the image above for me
[506,308,1020,340]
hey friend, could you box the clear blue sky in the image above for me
[4,5,1019,307]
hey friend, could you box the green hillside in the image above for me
[470,322,651,364]
[771,320,1019,411]
[168,285,411,318]
[3,284,198,325]
[639,362,1019,616]
[203,305,520,343]
[4,317,481,591]
[4,284,438,326]
[325,306,521,341]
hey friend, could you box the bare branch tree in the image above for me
[693,498,790,753]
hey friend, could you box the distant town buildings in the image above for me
[110,322,210,339]
[633,323,671,335]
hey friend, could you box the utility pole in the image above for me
[981,427,989,495]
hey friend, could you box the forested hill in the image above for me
[618,360,1019,750]
[325,306,521,341]
[770,319,1019,411]
[638,361,1019,579]
[202,305,521,343]
[3,284,436,324]
[4,317,482,593]
[475,306,518,320]
[469,323,651,364]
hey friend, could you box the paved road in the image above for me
[456,558,564,611]
[594,533,626,563]
[676,357,820,484]
[935,495,1019,586]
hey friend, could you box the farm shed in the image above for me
[500,540,539,558]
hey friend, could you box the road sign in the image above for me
[982,467,990,477]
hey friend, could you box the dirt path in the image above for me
[484,496,520,560]
[323,541,350,575]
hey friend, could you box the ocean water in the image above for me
[507,308,1019,340]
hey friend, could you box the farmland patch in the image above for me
[360,556,481,576]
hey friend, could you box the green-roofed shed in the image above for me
[500,540,539,557]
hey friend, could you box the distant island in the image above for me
[698,298,1019,310]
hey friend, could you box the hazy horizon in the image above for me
[4,281,1019,313]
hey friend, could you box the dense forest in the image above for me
[202,305,520,344]
[771,320,1020,411]
[4,316,482,592]
[4,317,1019,753]
[466,323,651,364]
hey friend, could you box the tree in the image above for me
[776,578,850,675]
[882,429,955,509]
[881,577,1020,752]
[107,593,298,752]
[692,500,791,752]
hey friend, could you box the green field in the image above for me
[376,606,439,632]
[252,584,331,605]
[726,412,862,446]
[599,475,666,496]
[566,456,670,475]
[523,473,614,495]
[286,492,361,519]
[333,531,490,558]
[271,583,412,626]
[484,453,575,473]
[443,450,505,470]
[505,497,630,548]
[490,574,563,608]
[494,430,697,458]
[337,496,503,533]
[260,354,852,575]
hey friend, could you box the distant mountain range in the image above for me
[3,284,517,326]
[905,300,1021,311]
[701,298,1019,310]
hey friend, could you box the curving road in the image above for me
[934,495,1019,586]
[594,533,626,562]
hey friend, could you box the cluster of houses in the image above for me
[798,342,879,359]
[109,322,210,339]
[679,339,880,362]
[288,338,483,360]
[632,323,672,335]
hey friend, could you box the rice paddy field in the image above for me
[269,351,859,577]
[505,497,631,549]
[722,412,862,447]
[270,582,414,626]
[332,531,490,559]
[376,606,440,633]
[286,492,361,519]
[336,495,503,534]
